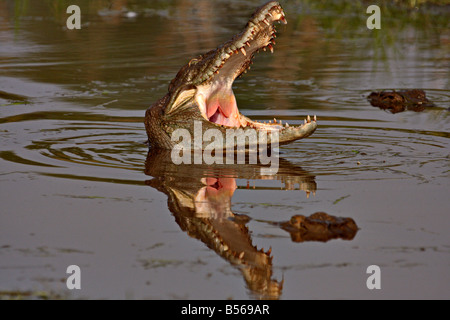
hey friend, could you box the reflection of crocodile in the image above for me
[145,1,317,150]
[368,89,435,113]
[144,149,358,299]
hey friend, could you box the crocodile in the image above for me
[367,89,435,114]
[280,212,358,243]
[145,1,317,150]
[144,149,358,299]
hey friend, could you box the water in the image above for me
[0,0,449,299]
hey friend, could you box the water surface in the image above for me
[0,0,449,299]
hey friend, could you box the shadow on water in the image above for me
[144,149,358,299]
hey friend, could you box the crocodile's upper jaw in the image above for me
[193,3,286,129]
[147,1,318,149]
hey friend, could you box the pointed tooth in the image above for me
[307,115,311,123]
[240,47,247,56]
[263,19,270,26]
[245,41,251,47]
[268,44,274,53]
[285,122,289,127]
[279,120,282,125]
[304,119,307,125]
[267,247,272,255]
[267,12,273,18]
[274,118,277,123]
[239,251,245,259]
[306,191,310,199]
[314,115,317,122]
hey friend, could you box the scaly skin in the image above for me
[368,89,435,114]
[145,1,317,150]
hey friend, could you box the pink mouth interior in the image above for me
[204,177,237,198]
[205,88,241,127]
[194,177,237,216]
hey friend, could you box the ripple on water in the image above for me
[0,109,148,180]
[1,102,448,187]
[280,115,449,184]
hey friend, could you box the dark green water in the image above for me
[0,0,449,299]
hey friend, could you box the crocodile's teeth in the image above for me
[268,44,274,53]
[240,47,247,56]
[239,251,245,259]
[274,118,277,123]
[307,115,311,123]
[304,119,307,125]
[314,115,317,122]
[285,122,289,127]
[263,19,270,26]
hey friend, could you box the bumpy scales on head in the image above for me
[145,1,317,150]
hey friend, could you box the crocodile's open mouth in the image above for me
[156,1,318,149]
[193,2,290,129]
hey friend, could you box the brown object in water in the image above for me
[281,212,358,243]
[368,89,435,113]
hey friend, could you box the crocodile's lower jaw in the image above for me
[194,80,318,133]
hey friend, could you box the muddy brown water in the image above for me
[0,1,449,299]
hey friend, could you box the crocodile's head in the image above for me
[145,1,317,150]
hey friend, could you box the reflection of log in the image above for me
[368,89,435,113]
[281,212,358,243]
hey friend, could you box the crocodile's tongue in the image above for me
[206,87,240,127]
